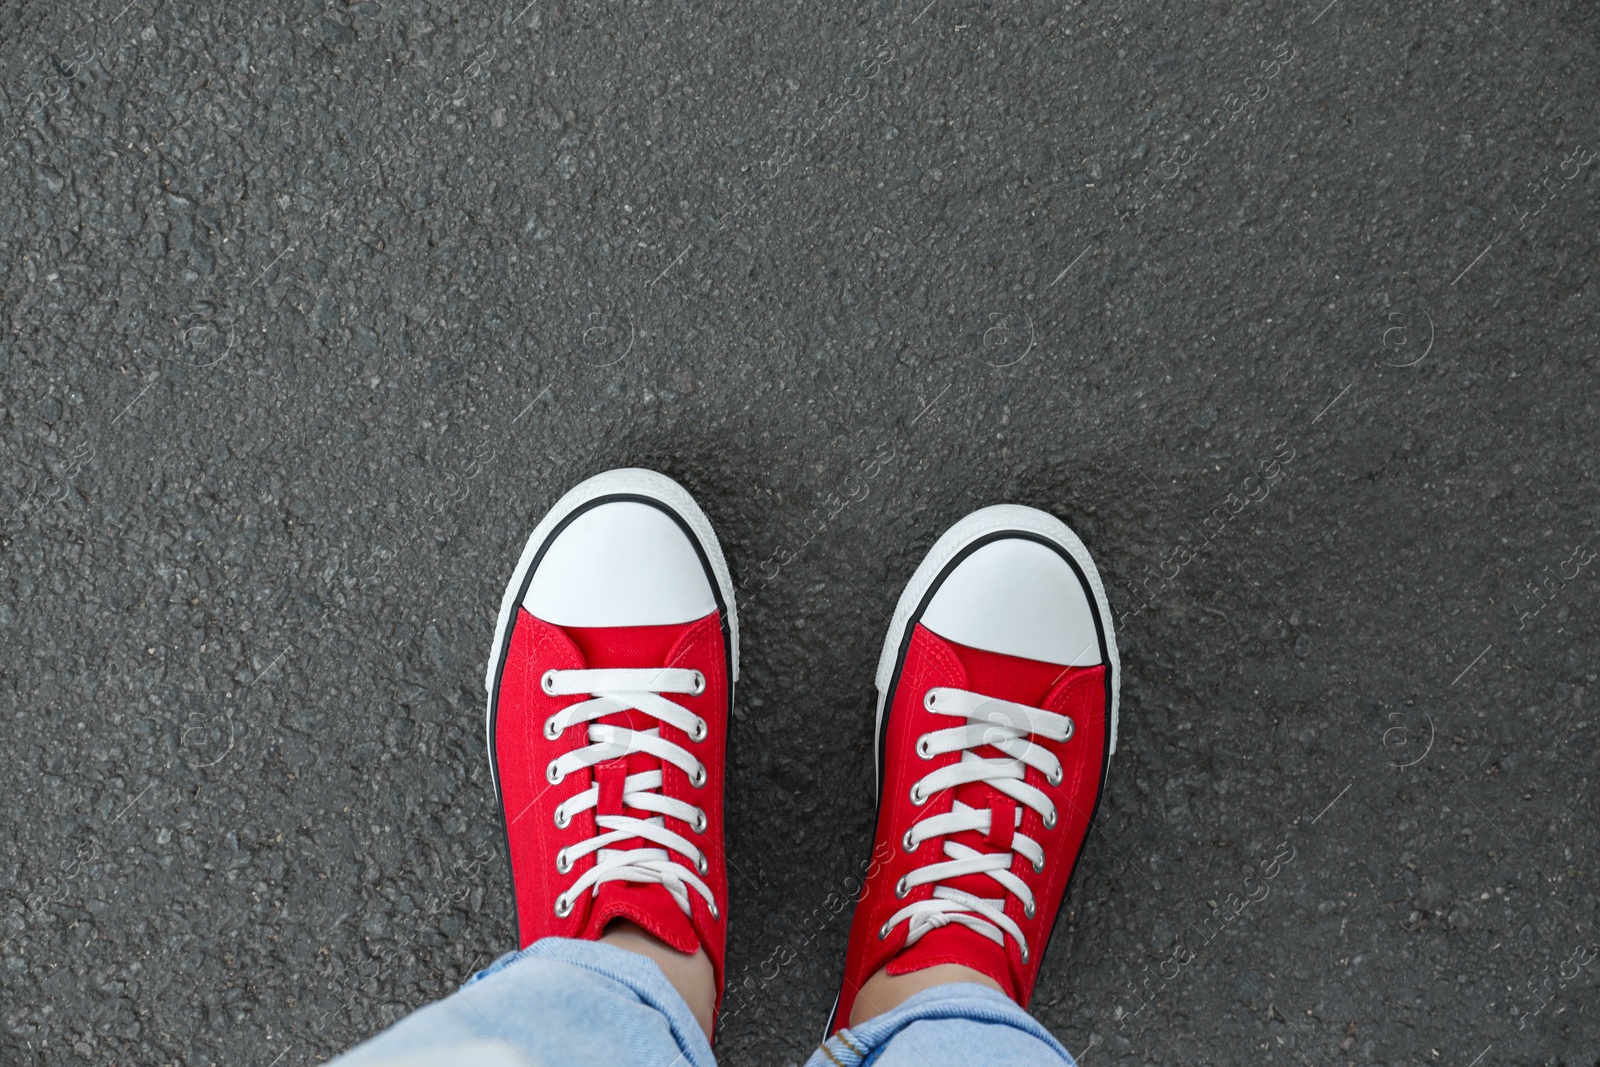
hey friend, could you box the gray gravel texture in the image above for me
[3,0,1599,1064]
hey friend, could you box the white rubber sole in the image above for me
[872,504,1121,792]
[483,468,740,799]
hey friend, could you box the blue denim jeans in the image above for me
[332,937,1076,1066]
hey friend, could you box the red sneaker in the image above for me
[830,505,1120,1032]
[485,468,738,1014]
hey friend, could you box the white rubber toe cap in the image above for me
[920,537,1103,667]
[523,500,718,627]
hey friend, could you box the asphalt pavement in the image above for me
[3,0,1598,1064]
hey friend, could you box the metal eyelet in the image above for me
[1046,766,1063,787]
[692,810,707,834]
[1020,943,1030,963]
[546,763,564,785]
[916,736,933,759]
[1062,717,1074,741]
[1024,900,1036,919]
[556,849,572,874]
[895,875,910,899]
[695,853,709,876]
[878,921,891,940]
[690,670,706,695]
[1032,854,1044,873]
[690,717,708,743]
[923,690,938,710]
[690,764,707,789]
[909,783,927,806]
[554,807,570,829]
[554,894,573,918]
[709,900,721,921]
[1043,808,1057,829]
[541,670,558,695]
[902,829,919,853]
[544,717,563,740]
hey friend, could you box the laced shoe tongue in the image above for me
[886,922,1019,999]
[906,637,1077,980]
[561,624,704,953]
[938,640,1067,902]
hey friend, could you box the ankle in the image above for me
[600,920,716,1041]
[848,962,1006,1027]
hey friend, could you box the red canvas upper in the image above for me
[832,622,1108,1032]
[492,606,731,1014]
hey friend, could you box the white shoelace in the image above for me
[880,686,1075,964]
[542,667,718,921]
